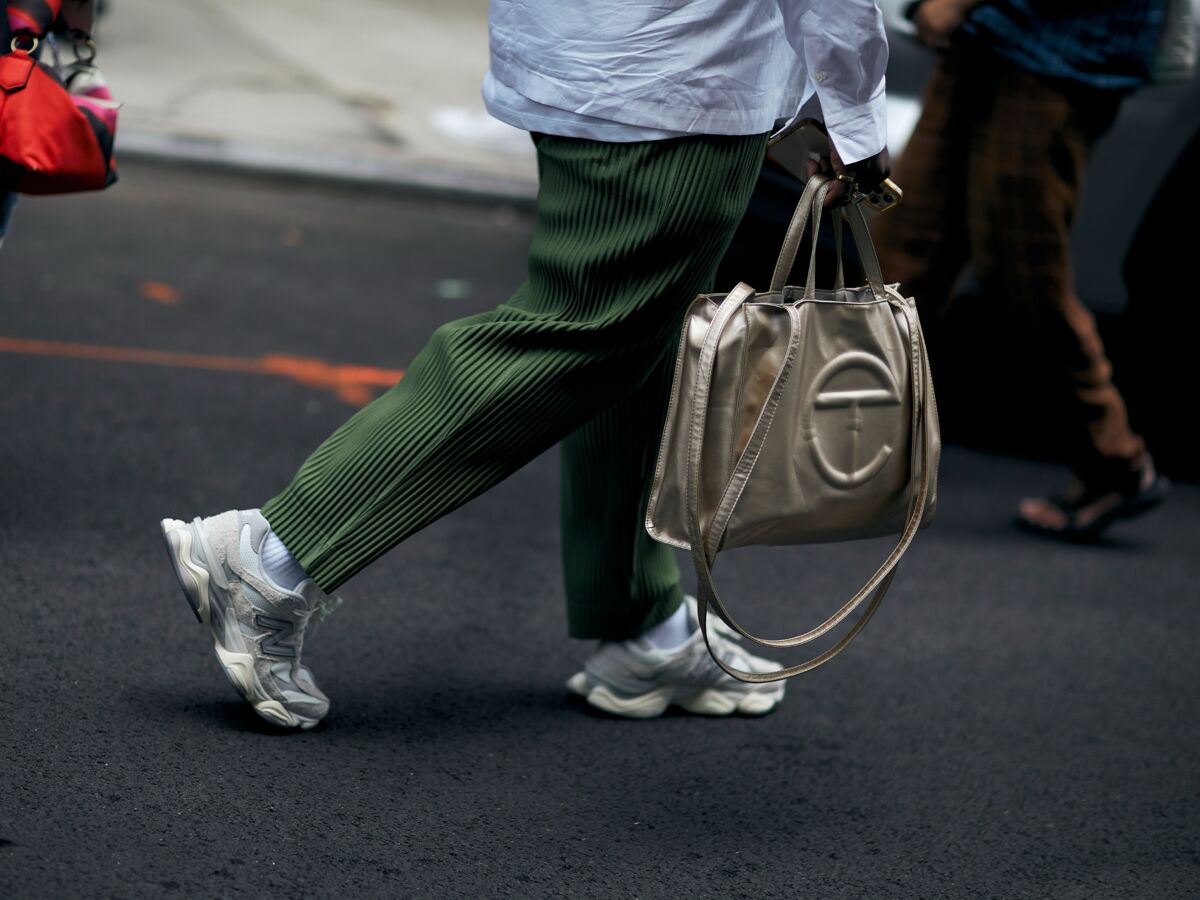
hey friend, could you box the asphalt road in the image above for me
[1,164,1197,899]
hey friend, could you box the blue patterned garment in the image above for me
[961,0,1168,92]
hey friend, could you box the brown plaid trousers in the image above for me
[872,41,1146,480]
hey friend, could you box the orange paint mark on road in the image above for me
[259,355,398,406]
[0,336,403,407]
[140,281,181,305]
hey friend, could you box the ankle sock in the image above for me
[643,601,693,650]
[261,530,308,590]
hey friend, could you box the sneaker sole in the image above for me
[566,672,784,719]
[160,518,319,731]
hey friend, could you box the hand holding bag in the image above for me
[645,173,941,681]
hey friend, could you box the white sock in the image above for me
[260,530,308,590]
[643,601,693,650]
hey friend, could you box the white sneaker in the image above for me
[566,596,785,718]
[160,509,341,730]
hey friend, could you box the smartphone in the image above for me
[767,117,903,215]
[862,180,903,215]
[766,117,829,180]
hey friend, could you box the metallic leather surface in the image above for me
[643,173,942,680]
[646,282,940,551]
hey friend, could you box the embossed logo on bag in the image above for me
[803,351,902,488]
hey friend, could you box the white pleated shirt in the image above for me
[482,0,889,163]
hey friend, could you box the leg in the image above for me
[966,61,1144,475]
[262,133,769,591]
[163,133,771,730]
[560,341,682,641]
[872,48,975,330]
[963,56,1161,536]
[561,360,787,717]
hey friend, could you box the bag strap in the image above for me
[769,174,828,293]
[832,210,845,292]
[770,174,887,300]
[686,205,934,682]
[842,199,889,296]
[801,179,836,299]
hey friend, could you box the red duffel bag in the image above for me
[1,0,117,194]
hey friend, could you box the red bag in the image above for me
[1,0,117,194]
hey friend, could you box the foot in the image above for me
[1016,454,1170,542]
[566,596,785,719]
[160,509,341,730]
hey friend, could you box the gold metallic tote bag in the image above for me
[646,173,941,681]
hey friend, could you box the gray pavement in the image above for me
[1,163,1198,899]
[103,0,540,198]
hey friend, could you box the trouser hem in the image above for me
[261,487,343,594]
[567,583,684,642]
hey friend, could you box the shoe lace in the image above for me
[684,630,753,683]
[305,593,343,636]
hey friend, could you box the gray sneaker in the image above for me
[160,509,341,730]
[566,596,785,718]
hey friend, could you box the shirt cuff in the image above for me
[821,85,888,165]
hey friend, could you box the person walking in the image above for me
[874,0,1171,541]
[161,0,893,730]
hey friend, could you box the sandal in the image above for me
[1016,455,1170,542]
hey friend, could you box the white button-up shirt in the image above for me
[483,0,889,163]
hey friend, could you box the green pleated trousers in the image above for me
[261,131,768,640]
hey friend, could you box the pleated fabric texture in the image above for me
[262,131,768,638]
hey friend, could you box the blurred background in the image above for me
[2,2,1197,898]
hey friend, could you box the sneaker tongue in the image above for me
[240,509,273,554]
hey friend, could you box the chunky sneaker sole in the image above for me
[566,597,785,720]
[566,670,783,718]
[161,514,333,730]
